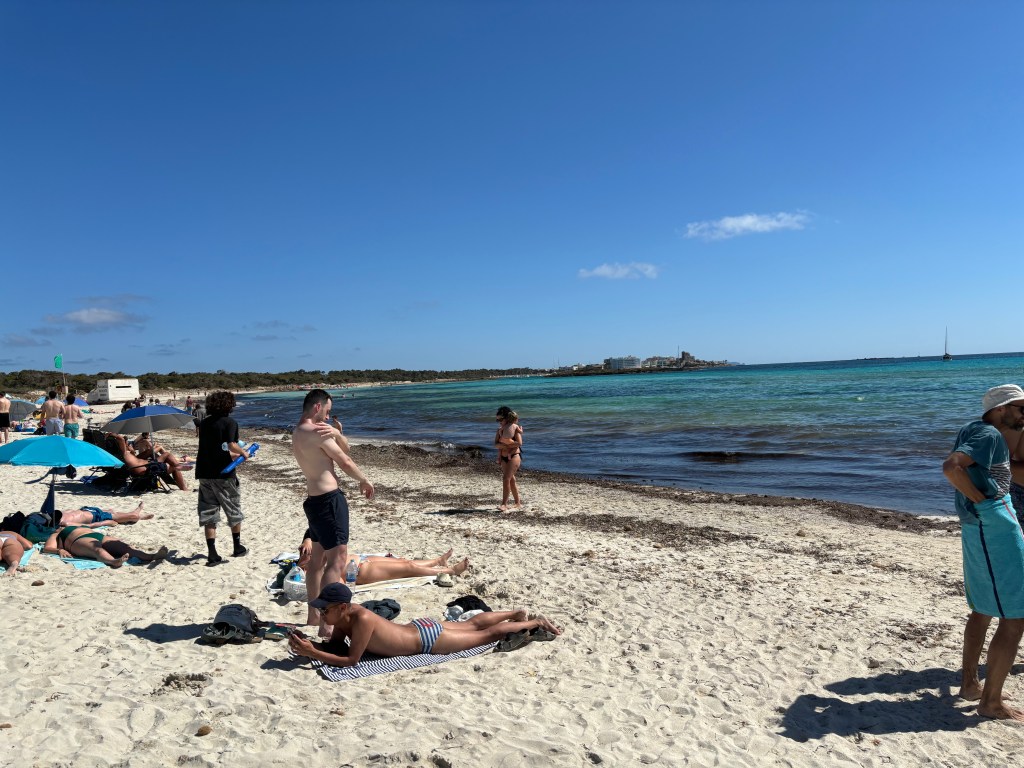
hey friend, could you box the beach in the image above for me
[1,408,1022,767]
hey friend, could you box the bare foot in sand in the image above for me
[151,546,169,561]
[978,700,1024,722]
[532,614,562,635]
[2,567,18,578]
[959,680,983,701]
[107,555,129,569]
[448,557,470,576]
[133,502,154,521]
[434,548,453,566]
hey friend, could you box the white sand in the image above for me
[1,406,1023,767]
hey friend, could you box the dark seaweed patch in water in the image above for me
[683,451,810,463]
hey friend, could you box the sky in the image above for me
[1,1,1022,375]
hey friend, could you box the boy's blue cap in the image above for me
[309,582,352,609]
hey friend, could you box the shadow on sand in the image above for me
[125,622,206,644]
[780,664,1024,741]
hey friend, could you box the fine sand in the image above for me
[1,405,1022,767]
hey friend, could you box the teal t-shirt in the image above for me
[952,420,1011,523]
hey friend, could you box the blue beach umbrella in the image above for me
[100,404,195,435]
[34,396,46,405]
[72,397,88,407]
[0,435,123,468]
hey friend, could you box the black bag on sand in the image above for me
[0,512,26,533]
[202,604,265,645]
[446,595,492,613]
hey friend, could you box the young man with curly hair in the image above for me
[195,390,252,566]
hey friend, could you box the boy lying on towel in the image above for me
[56,502,154,527]
[287,583,560,666]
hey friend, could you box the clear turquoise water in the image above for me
[234,353,1024,515]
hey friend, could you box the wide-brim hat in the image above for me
[982,384,1024,413]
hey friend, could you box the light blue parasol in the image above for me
[0,435,123,468]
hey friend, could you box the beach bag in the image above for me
[21,513,56,543]
[201,604,263,645]
[0,512,26,534]
[281,565,307,602]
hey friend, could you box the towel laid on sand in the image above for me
[45,554,147,569]
[301,642,497,681]
[352,576,437,594]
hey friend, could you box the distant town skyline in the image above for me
[2,4,1020,374]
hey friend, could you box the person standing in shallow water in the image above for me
[942,384,1024,722]
[494,406,523,512]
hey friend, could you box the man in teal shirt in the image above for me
[943,384,1024,722]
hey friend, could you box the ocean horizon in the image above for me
[232,352,1024,516]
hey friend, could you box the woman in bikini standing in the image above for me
[494,406,523,512]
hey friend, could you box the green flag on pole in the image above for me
[54,354,63,370]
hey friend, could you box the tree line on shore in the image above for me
[0,367,547,394]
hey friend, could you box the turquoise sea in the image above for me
[234,353,1024,515]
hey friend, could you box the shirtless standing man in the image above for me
[292,389,374,633]
[63,395,84,439]
[40,391,64,435]
[0,392,10,443]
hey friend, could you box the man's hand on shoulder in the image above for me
[313,422,340,440]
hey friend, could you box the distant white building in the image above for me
[604,356,641,370]
[642,356,677,368]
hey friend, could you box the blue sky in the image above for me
[2,2,1021,374]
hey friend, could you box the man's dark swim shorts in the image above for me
[302,489,349,550]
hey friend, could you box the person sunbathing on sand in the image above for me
[299,534,470,581]
[297,532,470,626]
[56,502,153,527]
[0,531,34,577]
[288,583,560,666]
[134,433,193,467]
[108,433,189,491]
[41,526,169,568]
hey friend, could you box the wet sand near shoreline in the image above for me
[0,414,1019,767]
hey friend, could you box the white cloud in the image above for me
[684,211,810,241]
[578,262,659,280]
[43,307,146,332]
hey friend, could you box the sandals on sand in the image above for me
[495,626,557,653]
[435,573,454,588]
[495,630,531,653]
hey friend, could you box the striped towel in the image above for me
[298,642,497,681]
